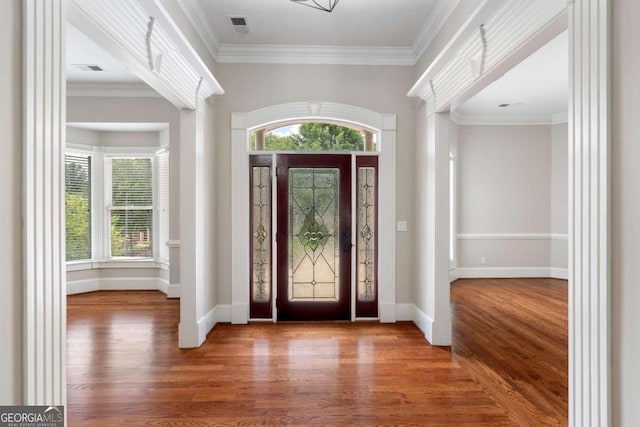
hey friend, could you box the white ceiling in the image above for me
[455,31,568,123]
[200,0,439,47]
[182,0,458,64]
[66,23,140,83]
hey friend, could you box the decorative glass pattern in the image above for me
[252,167,271,302]
[358,167,376,301]
[288,168,340,301]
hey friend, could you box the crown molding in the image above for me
[551,111,568,124]
[412,0,460,60]
[176,0,220,60]
[67,82,162,98]
[450,109,569,125]
[451,112,557,126]
[215,44,416,66]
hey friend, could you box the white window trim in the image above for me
[104,154,155,259]
[65,144,168,271]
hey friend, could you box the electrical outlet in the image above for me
[480,257,487,265]
[397,221,408,232]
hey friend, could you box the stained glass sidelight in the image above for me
[252,167,271,303]
[288,168,340,301]
[358,167,377,301]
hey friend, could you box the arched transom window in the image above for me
[251,121,378,152]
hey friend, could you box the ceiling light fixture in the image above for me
[291,0,341,13]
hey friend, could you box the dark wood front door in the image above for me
[276,155,351,321]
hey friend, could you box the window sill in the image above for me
[66,259,169,271]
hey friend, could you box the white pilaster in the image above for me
[378,114,397,323]
[23,0,66,405]
[230,113,250,324]
[423,94,451,345]
[179,100,206,347]
[568,0,610,425]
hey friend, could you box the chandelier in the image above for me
[290,0,341,13]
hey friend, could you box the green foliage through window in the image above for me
[252,123,368,152]
[65,154,91,261]
[109,158,153,258]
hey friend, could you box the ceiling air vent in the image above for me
[74,64,104,72]
[229,16,249,34]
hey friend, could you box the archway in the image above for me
[230,102,397,323]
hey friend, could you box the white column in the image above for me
[568,0,610,425]
[23,0,66,405]
[377,115,397,323]
[423,95,451,345]
[178,99,206,347]
[230,113,250,324]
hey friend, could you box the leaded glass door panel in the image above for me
[276,155,351,321]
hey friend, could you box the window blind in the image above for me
[65,154,92,261]
[107,157,153,257]
[157,151,170,261]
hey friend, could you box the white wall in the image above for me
[213,63,417,305]
[67,97,182,288]
[612,0,640,423]
[457,124,565,276]
[0,0,22,404]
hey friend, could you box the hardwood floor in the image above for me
[451,278,568,426]
[67,279,567,426]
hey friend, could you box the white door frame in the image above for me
[231,102,397,324]
[23,0,223,404]
[408,1,610,425]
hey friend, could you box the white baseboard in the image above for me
[197,306,218,343]
[395,303,434,342]
[67,277,181,296]
[455,267,553,278]
[196,304,232,344]
[215,304,232,323]
[550,268,569,280]
[412,304,434,343]
[395,303,414,321]
[67,279,100,295]
[165,284,181,298]
[158,279,169,294]
[379,302,397,323]
[449,269,460,283]
[231,303,249,324]
[98,277,161,291]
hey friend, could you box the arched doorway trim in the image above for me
[231,102,397,324]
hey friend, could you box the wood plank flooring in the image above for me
[451,278,568,426]
[67,278,567,426]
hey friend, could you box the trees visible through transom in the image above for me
[251,122,377,152]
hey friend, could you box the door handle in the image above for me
[343,228,353,253]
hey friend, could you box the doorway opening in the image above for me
[249,150,379,322]
[231,102,397,324]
